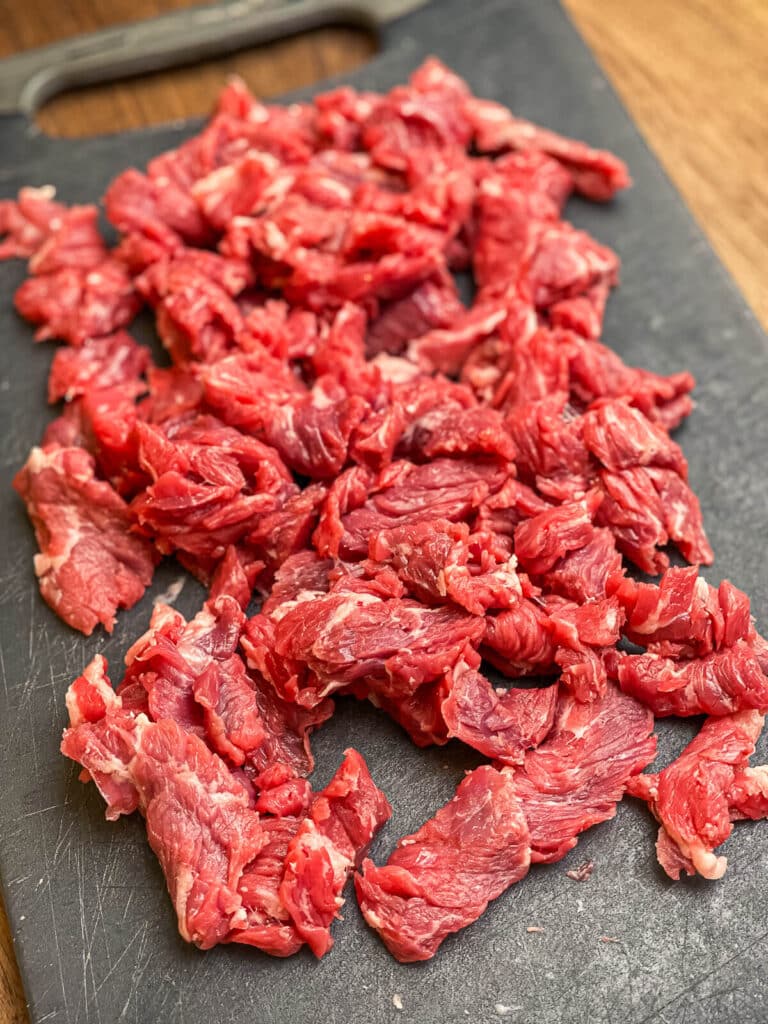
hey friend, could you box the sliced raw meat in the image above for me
[261,581,484,707]
[13,446,156,634]
[0,185,67,260]
[47,330,149,403]
[315,457,510,560]
[227,817,304,957]
[510,683,656,863]
[610,566,756,658]
[441,647,557,763]
[368,518,520,614]
[465,97,631,200]
[61,666,264,949]
[627,710,766,879]
[15,259,141,346]
[280,748,391,957]
[616,641,768,717]
[356,765,530,962]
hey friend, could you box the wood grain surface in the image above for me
[0,1,765,1020]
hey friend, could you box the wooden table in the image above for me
[0,1,765,1020]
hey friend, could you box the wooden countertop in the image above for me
[0,1,766,1020]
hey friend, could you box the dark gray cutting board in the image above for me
[2,1,768,1022]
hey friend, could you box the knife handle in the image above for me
[0,0,384,118]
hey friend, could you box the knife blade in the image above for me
[0,0,430,119]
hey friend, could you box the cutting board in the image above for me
[2,2,768,1022]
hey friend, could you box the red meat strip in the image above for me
[514,490,603,576]
[366,273,463,356]
[26,204,108,276]
[131,415,296,575]
[61,663,265,949]
[0,186,67,260]
[542,527,623,603]
[315,458,510,560]
[136,251,251,365]
[441,646,557,763]
[227,817,304,957]
[13,446,155,634]
[407,302,509,377]
[465,97,631,200]
[208,544,261,611]
[355,765,530,962]
[15,258,142,346]
[616,641,768,717]
[120,596,245,737]
[198,350,306,436]
[257,580,484,707]
[610,566,757,658]
[729,766,768,821]
[365,678,451,748]
[253,764,312,819]
[627,710,766,879]
[245,664,334,777]
[510,683,656,863]
[121,595,331,775]
[280,748,392,957]
[360,59,472,172]
[47,330,149,403]
[485,590,620,703]
[368,519,521,614]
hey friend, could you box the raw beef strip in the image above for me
[198,350,306,436]
[510,683,656,863]
[13,446,156,634]
[47,330,150,403]
[441,646,558,763]
[61,663,264,949]
[105,167,211,254]
[244,664,334,777]
[208,544,261,611]
[137,251,249,365]
[616,641,768,717]
[120,596,245,739]
[610,566,757,659]
[493,326,693,426]
[14,258,141,346]
[25,204,108,276]
[407,302,509,377]
[0,186,67,259]
[247,483,327,575]
[484,589,622,702]
[366,273,463,356]
[360,59,472,173]
[484,596,556,676]
[131,415,296,574]
[263,382,369,479]
[542,527,623,603]
[514,491,603,576]
[253,764,312,818]
[728,766,768,821]
[356,766,530,962]
[364,678,451,748]
[627,710,766,879]
[315,457,510,559]
[260,582,484,707]
[368,519,521,614]
[280,748,392,957]
[464,97,631,200]
[227,817,304,957]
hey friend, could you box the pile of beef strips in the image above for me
[3,59,768,962]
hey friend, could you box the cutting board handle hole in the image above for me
[34,26,376,138]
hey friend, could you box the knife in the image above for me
[0,0,430,119]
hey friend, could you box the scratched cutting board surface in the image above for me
[1,1,768,1022]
